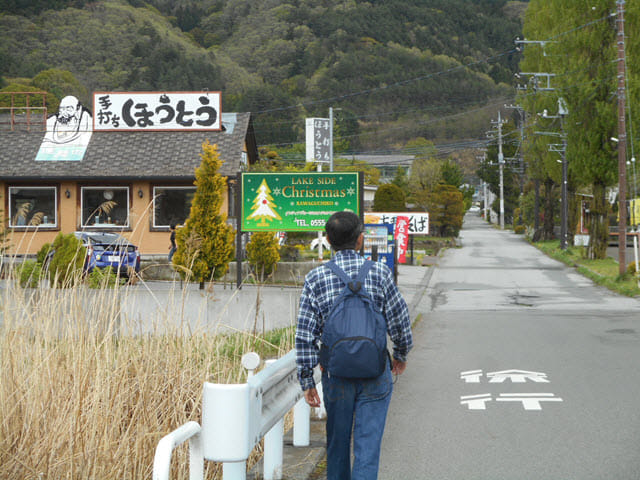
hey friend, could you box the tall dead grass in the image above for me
[0,269,294,479]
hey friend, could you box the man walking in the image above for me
[296,211,413,480]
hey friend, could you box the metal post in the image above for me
[293,399,311,447]
[409,235,414,265]
[152,422,204,480]
[236,176,243,289]
[263,358,283,480]
[223,462,246,480]
[634,236,639,287]
[317,163,323,261]
[263,419,284,480]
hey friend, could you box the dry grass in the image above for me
[0,268,294,479]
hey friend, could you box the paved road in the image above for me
[380,214,640,480]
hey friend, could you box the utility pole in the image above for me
[515,66,559,236]
[629,156,637,227]
[476,149,489,221]
[539,98,568,249]
[616,0,628,275]
[477,150,489,221]
[560,100,568,250]
[505,104,526,224]
[488,114,506,229]
[497,112,505,229]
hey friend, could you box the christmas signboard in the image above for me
[241,172,361,231]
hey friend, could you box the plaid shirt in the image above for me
[295,249,413,391]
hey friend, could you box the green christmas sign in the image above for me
[241,172,361,231]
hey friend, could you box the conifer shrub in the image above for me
[48,233,86,288]
[173,141,235,286]
[246,231,280,281]
[373,184,406,212]
[17,260,42,288]
[36,242,53,264]
[88,266,119,288]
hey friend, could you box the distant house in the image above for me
[0,94,258,256]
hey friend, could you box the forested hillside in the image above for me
[0,0,525,150]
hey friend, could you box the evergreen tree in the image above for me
[173,141,235,287]
[441,160,464,188]
[391,166,409,191]
[48,233,86,288]
[373,184,406,212]
[246,231,280,282]
[408,156,442,211]
[428,183,464,237]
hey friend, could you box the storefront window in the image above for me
[8,186,57,227]
[153,186,196,228]
[81,187,129,227]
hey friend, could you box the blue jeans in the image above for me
[322,365,393,480]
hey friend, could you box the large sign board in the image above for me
[93,91,222,131]
[305,117,331,163]
[365,212,430,235]
[241,172,361,231]
[36,95,92,161]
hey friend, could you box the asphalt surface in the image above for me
[378,214,640,480]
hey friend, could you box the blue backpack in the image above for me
[319,259,389,379]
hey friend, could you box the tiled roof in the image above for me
[0,112,256,180]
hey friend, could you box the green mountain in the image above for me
[0,0,526,151]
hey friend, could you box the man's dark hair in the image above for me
[326,211,362,251]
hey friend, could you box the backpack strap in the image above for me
[326,259,374,294]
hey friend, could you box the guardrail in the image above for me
[153,350,323,480]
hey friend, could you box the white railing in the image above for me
[153,349,323,480]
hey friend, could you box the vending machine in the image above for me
[363,223,395,271]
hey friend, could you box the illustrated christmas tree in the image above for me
[247,179,282,226]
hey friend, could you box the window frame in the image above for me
[152,185,196,229]
[80,186,130,229]
[8,185,59,229]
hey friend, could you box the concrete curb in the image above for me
[407,266,436,320]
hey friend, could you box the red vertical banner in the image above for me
[394,216,410,264]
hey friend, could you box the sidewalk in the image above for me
[246,263,436,480]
